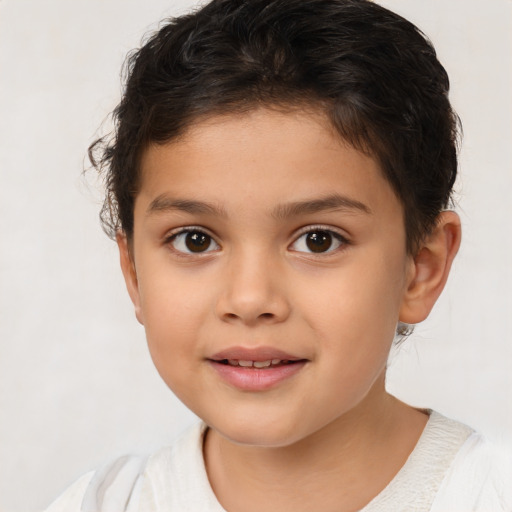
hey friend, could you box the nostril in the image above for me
[259,312,275,319]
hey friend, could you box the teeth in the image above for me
[253,360,272,368]
[225,359,285,368]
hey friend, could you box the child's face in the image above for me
[121,108,416,447]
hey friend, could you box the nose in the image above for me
[215,249,291,326]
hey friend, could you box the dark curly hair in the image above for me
[90,0,460,255]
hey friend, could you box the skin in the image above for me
[118,108,461,511]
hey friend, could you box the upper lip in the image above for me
[209,346,305,362]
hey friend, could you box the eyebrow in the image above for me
[271,193,372,219]
[147,196,227,217]
[146,193,371,218]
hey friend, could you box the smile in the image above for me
[220,359,294,368]
[208,347,308,391]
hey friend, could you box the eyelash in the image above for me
[164,226,220,257]
[163,225,349,257]
[290,225,349,255]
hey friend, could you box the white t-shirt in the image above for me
[46,411,512,512]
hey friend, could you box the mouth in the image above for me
[210,346,305,363]
[215,358,304,368]
[208,347,308,391]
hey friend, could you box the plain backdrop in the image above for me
[0,0,511,510]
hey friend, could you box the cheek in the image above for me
[139,259,214,327]
[302,286,397,416]
[301,265,403,331]
[137,270,213,380]
[298,255,405,362]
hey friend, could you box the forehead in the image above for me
[136,108,401,221]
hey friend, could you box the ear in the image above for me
[399,211,461,324]
[116,232,144,325]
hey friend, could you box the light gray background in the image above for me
[0,1,511,510]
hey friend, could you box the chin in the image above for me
[218,429,300,449]
[209,414,314,448]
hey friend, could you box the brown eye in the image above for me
[305,231,333,253]
[185,232,211,252]
[170,230,220,254]
[290,229,346,254]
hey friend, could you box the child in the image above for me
[46,0,511,510]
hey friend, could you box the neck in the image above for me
[203,379,428,512]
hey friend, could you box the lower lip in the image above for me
[209,361,307,391]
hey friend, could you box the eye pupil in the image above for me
[306,231,332,253]
[185,232,211,252]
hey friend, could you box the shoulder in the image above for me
[44,471,95,512]
[45,454,148,512]
[44,422,213,512]
[138,422,223,511]
[431,416,512,512]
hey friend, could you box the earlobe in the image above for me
[116,232,145,325]
[399,211,461,324]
